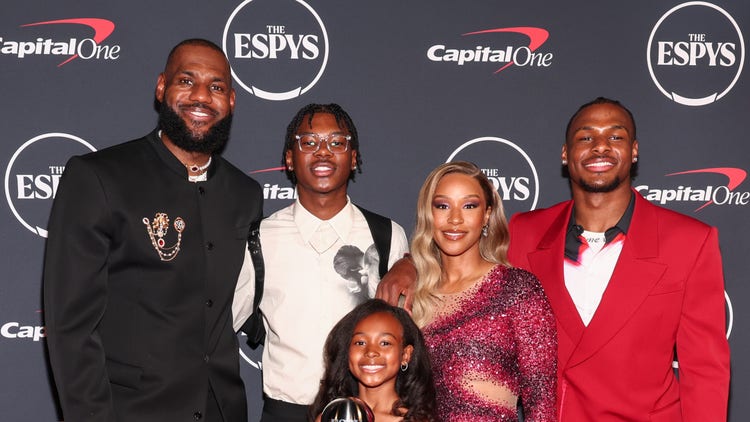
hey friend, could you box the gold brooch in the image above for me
[142,213,186,261]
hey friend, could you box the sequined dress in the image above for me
[423,265,557,421]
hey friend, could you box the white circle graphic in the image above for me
[239,348,262,370]
[4,133,96,238]
[646,1,745,106]
[446,137,540,211]
[725,289,733,339]
[223,0,329,101]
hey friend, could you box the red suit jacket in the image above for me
[508,191,729,421]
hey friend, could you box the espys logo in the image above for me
[223,0,329,101]
[427,27,553,74]
[4,133,96,238]
[647,2,745,106]
[635,167,748,212]
[446,137,539,218]
[1,18,119,66]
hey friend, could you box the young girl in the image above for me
[411,161,557,421]
[311,299,437,422]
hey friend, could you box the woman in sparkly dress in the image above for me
[411,161,557,421]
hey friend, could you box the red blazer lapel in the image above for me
[526,202,586,353]
[567,193,668,368]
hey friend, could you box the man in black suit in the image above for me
[43,38,262,422]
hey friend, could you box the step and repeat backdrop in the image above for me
[1,0,747,420]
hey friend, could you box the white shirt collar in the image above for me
[293,196,354,244]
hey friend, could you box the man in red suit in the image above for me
[507,97,730,421]
[378,97,730,421]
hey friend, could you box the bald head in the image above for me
[164,38,230,74]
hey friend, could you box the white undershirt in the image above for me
[564,230,624,326]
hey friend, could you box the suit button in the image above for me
[193,411,202,420]
[198,186,205,195]
[204,354,210,362]
[206,242,214,251]
[205,299,213,307]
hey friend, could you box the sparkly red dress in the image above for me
[423,265,557,421]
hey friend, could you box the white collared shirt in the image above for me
[233,198,408,404]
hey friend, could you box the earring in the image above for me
[400,362,408,372]
[482,224,488,237]
[561,159,567,165]
[632,157,638,163]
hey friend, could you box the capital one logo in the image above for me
[1,18,119,66]
[223,0,329,101]
[1,321,45,342]
[427,27,553,74]
[446,137,540,218]
[635,167,749,212]
[647,2,745,106]
[249,166,298,201]
[4,133,96,237]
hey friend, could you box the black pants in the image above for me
[260,396,310,422]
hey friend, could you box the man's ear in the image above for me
[155,73,166,103]
[285,149,294,171]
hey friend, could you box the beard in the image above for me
[158,101,233,154]
[577,176,623,193]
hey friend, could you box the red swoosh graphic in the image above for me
[463,27,549,73]
[667,167,747,211]
[250,166,285,174]
[21,18,115,67]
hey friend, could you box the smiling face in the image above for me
[562,102,638,194]
[348,312,413,391]
[155,44,235,152]
[285,112,357,200]
[430,172,492,259]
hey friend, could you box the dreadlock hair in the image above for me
[283,103,362,184]
[310,299,438,422]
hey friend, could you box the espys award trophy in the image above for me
[320,397,374,422]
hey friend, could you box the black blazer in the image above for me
[43,131,263,422]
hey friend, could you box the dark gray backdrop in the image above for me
[1,1,747,420]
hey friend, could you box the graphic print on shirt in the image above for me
[333,243,379,302]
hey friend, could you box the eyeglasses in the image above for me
[294,133,351,154]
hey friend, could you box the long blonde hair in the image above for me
[410,161,510,327]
